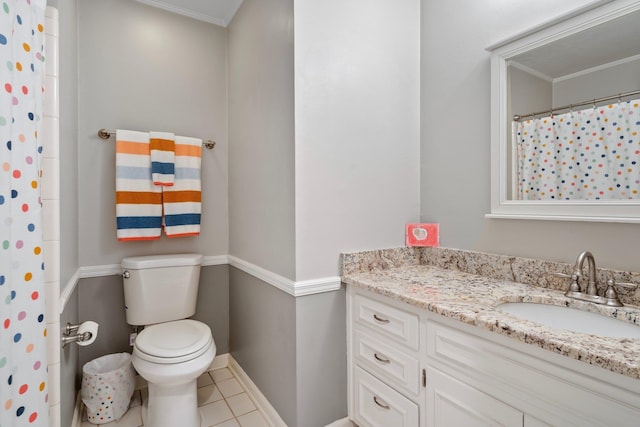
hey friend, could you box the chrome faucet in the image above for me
[555,250,637,307]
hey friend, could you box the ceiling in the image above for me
[134,0,243,27]
[510,9,640,80]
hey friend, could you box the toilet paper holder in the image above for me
[61,322,95,348]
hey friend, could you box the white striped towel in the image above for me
[162,136,202,237]
[115,129,162,241]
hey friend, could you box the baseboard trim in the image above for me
[228,355,287,427]
[208,353,229,371]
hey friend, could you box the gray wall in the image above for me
[77,265,230,369]
[227,0,296,279]
[192,264,230,354]
[229,268,297,426]
[77,275,130,369]
[229,268,347,427]
[420,0,640,272]
[227,2,352,424]
[226,0,417,424]
[295,289,347,427]
[77,0,229,267]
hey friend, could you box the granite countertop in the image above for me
[341,248,640,379]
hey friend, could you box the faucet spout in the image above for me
[575,251,597,295]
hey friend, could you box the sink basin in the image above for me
[497,302,640,338]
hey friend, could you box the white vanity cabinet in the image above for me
[347,286,640,427]
[426,317,640,427]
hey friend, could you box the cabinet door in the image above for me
[426,368,523,427]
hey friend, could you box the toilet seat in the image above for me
[133,319,212,364]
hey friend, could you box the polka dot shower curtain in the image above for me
[0,1,48,426]
[515,99,640,200]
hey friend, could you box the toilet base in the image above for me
[133,338,216,427]
[142,380,201,427]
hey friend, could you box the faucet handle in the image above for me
[603,279,638,307]
[606,278,638,290]
[553,272,581,293]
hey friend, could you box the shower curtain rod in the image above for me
[97,128,216,149]
[513,89,640,122]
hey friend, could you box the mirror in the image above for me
[488,0,640,222]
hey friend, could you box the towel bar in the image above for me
[97,128,216,149]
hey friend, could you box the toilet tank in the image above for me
[121,254,203,326]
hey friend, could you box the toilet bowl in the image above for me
[121,254,216,427]
[132,320,215,427]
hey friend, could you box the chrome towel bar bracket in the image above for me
[97,128,216,150]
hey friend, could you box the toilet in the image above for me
[121,254,215,427]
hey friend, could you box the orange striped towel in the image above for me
[115,130,162,241]
[150,131,175,186]
[162,136,202,238]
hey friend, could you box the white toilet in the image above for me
[121,254,216,427]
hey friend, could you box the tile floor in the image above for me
[81,367,270,427]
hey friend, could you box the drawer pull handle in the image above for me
[373,353,391,364]
[373,314,390,324]
[373,395,390,410]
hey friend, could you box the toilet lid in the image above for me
[135,319,212,359]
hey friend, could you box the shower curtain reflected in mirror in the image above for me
[0,0,48,425]
[515,99,640,201]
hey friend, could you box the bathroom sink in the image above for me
[497,302,640,338]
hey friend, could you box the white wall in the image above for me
[43,7,61,426]
[49,0,79,425]
[294,0,421,280]
[509,66,552,120]
[421,0,640,271]
[77,0,228,266]
[507,66,552,196]
[553,57,640,106]
[51,0,78,289]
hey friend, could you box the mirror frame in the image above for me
[487,0,640,223]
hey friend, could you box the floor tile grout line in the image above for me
[80,367,269,427]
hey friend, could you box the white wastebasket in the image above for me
[81,353,136,424]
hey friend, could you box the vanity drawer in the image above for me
[353,366,419,427]
[354,329,420,396]
[354,293,420,350]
